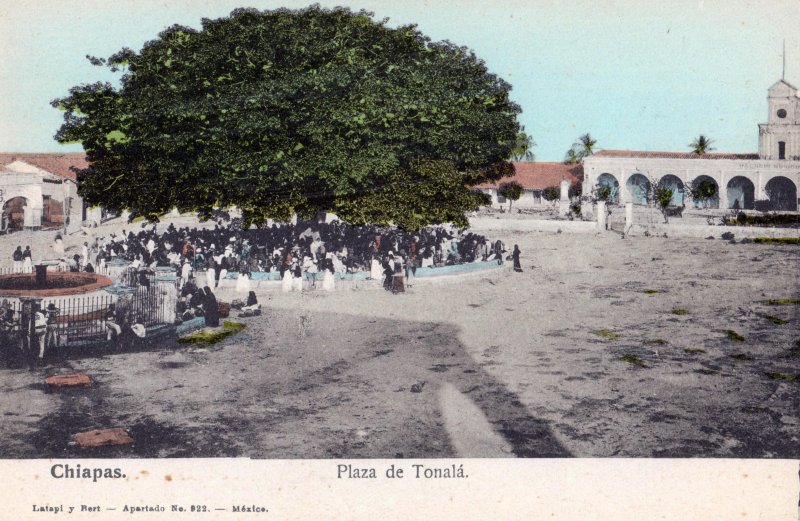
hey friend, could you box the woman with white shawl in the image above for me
[281,263,293,293]
[321,254,335,292]
[370,255,382,280]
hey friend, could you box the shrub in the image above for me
[542,186,560,202]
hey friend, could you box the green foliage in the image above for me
[763,298,800,305]
[654,186,674,210]
[690,179,717,200]
[671,309,689,315]
[497,180,523,212]
[177,321,246,345]
[510,128,535,161]
[684,348,706,354]
[642,289,662,295]
[564,133,596,164]
[542,185,560,202]
[645,339,667,345]
[620,354,646,367]
[752,237,800,245]
[593,329,620,340]
[595,186,612,201]
[764,372,796,382]
[498,181,523,201]
[725,329,745,342]
[52,6,521,229]
[762,314,788,325]
[689,134,714,155]
[729,213,800,227]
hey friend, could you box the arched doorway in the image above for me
[2,197,27,231]
[689,175,719,208]
[726,176,755,210]
[596,173,620,203]
[658,175,685,206]
[626,173,650,205]
[764,176,798,211]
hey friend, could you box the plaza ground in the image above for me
[0,226,798,458]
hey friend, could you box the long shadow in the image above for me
[8,308,570,458]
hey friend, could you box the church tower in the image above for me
[758,80,800,160]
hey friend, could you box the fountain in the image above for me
[0,263,112,298]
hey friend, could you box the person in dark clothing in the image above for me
[391,256,405,294]
[202,286,220,327]
[512,244,522,273]
[246,291,258,307]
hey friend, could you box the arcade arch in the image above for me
[657,175,685,206]
[3,196,28,231]
[726,176,755,210]
[689,175,719,209]
[596,173,620,202]
[626,173,650,205]
[764,176,798,211]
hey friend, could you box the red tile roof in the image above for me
[594,150,759,160]
[473,162,583,190]
[0,152,88,181]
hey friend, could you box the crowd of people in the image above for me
[74,219,508,293]
[1,220,519,369]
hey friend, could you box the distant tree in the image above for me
[52,6,521,230]
[498,181,523,212]
[688,178,718,207]
[690,135,715,155]
[564,133,597,164]
[653,185,675,223]
[542,185,560,202]
[568,182,582,199]
[595,186,612,202]
[511,128,536,161]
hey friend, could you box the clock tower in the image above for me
[758,79,800,160]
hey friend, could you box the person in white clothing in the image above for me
[281,266,293,292]
[321,254,335,291]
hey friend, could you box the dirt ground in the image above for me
[0,227,798,458]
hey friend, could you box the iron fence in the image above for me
[3,287,177,350]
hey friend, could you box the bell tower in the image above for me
[759,79,800,160]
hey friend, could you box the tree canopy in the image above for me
[52,6,521,230]
[498,181,523,211]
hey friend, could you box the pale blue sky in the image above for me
[1,0,799,161]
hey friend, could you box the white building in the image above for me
[0,153,109,232]
[583,80,800,211]
[475,162,583,208]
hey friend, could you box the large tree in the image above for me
[53,6,521,230]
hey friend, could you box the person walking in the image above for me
[512,244,523,273]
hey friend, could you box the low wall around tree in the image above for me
[468,217,597,234]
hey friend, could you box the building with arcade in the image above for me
[582,79,800,212]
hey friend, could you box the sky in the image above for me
[1,0,799,161]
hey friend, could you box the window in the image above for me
[777,108,787,119]
[496,193,506,204]
[778,141,786,160]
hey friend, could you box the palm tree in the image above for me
[564,147,581,164]
[511,129,536,161]
[576,133,597,157]
[690,135,714,155]
[564,133,597,164]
